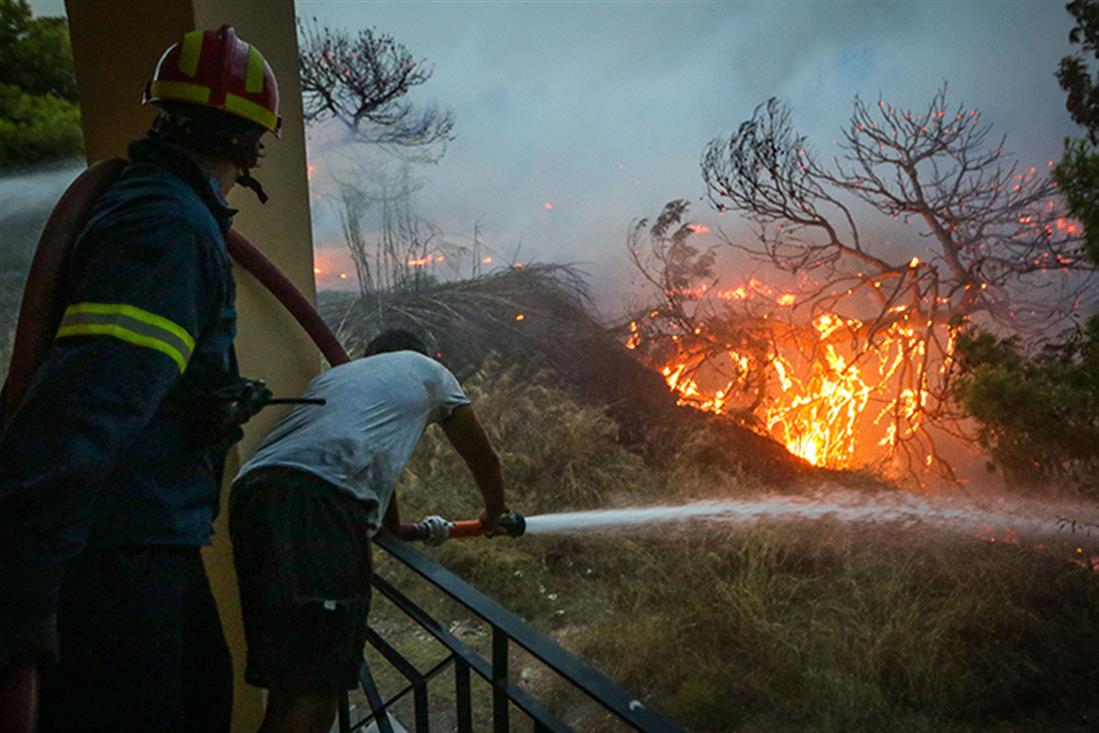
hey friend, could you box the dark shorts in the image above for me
[230,466,374,691]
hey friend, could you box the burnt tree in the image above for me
[298,18,455,160]
[695,87,1094,481]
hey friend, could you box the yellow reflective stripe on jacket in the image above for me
[56,303,196,373]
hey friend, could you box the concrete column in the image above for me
[65,2,317,729]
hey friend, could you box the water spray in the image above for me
[398,494,1098,558]
[512,493,1098,546]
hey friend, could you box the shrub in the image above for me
[0,82,82,168]
[952,326,1099,495]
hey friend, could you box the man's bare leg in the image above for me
[258,688,340,733]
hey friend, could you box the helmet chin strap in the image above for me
[236,170,269,204]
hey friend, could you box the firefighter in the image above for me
[229,329,509,733]
[0,26,279,733]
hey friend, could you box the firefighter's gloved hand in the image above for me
[211,377,274,428]
[192,377,273,453]
[421,515,452,546]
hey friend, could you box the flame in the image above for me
[638,302,951,469]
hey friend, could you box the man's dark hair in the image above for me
[363,329,429,357]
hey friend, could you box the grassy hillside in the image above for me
[369,363,1099,732]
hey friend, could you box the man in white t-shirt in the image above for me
[229,329,508,733]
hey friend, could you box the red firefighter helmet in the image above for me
[143,25,281,136]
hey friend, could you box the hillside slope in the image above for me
[318,265,808,484]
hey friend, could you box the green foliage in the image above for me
[0,82,82,167]
[1055,136,1099,262]
[0,0,82,168]
[1055,0,1099,261]
[954,1,1099,488]
[1057,0,1099,143]
[952,326,1099,492]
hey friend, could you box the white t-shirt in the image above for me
[236,351,470,532]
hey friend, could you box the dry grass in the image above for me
[383,363,1099,732]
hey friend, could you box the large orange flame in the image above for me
[645,308,952,470]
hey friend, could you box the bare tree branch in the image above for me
[668,86,1098,481]
[298,17,455,162]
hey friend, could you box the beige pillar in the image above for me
[65,2,317,729]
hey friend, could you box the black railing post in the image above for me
[492,626,509,733]
[455,659,473,733]
[366,535,685,732]
[413,679,429,733]
[359,661,395,733]
[338,690,351,733]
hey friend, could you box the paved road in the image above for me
[0,160,84,371]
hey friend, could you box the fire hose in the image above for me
[398,512,527,542]
[0,161,521,732]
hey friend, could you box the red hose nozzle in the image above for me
[398,512,526,542]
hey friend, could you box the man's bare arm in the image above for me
[382,492,401,534]
[441,405,507,532]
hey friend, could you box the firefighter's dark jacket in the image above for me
[0,138,240,628]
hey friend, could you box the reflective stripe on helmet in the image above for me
[177,29,204,77]
[224,92,279,132]
[245,46,267,94]
[148,80,211,105]
[56,303,196,373]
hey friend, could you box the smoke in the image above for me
[300,1,1080,311]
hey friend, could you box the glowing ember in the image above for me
[407,255,438,267]
[625,321,641,350]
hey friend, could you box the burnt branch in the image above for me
[694,86,1096,482]
[298,17,455,160]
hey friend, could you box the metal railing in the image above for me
[337,534,685,733]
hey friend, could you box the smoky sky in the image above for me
[296,0,1080,303]
[29,0,1083,307]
